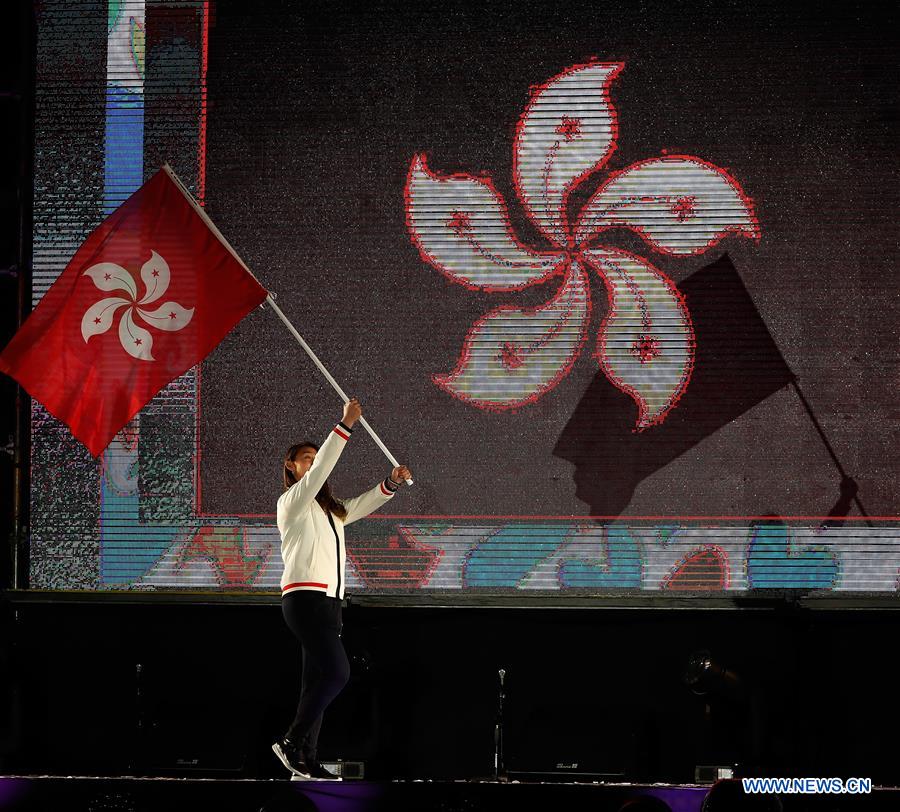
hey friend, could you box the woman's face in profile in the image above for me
[289,446,316,480]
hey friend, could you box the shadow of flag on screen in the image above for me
[554,253,795,517]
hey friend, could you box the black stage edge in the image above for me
[6,588,900,610]
[3,599,900,785]
[0,777,896,812]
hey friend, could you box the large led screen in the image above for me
[27,0,898,597]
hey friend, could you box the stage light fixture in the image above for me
[683,650,745,703]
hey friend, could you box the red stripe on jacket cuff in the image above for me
[380,482,395,496]
[333,426,350,441]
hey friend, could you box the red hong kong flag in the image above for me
[0,165,268,456]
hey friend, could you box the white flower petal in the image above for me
[81,297,131,342]
[83,262,137,299]
[136,301,194,332]
[433,260,590,408]
[513,62,622,247]
[405,155,563,290]
[575,156,760,254]
[582,247,694,429]
[138,250,170,305]
[118,307,154,361]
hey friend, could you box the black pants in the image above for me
[282,590,351,758]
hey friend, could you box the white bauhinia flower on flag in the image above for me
[0,167,267,456]
[81,250,194,361]
[406,61,760,429]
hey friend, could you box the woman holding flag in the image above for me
[272,397,412,781]
[0,164,415,778]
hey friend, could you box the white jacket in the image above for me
[277,422,396,599]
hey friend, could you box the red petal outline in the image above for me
[512,60,624,249]
[582,245,695,429]
[404,153,564,292]
[576,154,761,255]
[433,258,591,411]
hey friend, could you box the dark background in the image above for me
[197,0,898,520]
[1,0,899,787]
[0,0,32,591]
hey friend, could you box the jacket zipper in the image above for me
[326,511,341,597]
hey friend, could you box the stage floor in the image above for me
[0,776,896,812]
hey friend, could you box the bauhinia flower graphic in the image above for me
[80,250,194,361]
[405,61,759,428]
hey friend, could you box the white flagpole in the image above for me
[161,164,413,485]
[264,294,412,484]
